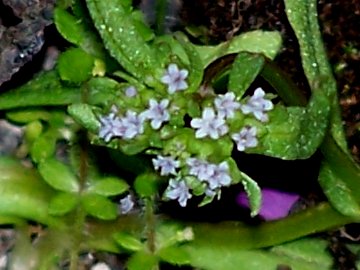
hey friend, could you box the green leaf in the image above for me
[113,232,143,251]
[183,237,333,270]
[86,0,159,81]
[127,251,158,270]
[240,172,262,217]
[228,52,265,99]
[194,30,282,68]
[81,193,118,220]
[30,129,58,163]
[67,103,100,133]
[157,246,190,265]
[318,162,360,217]
[87,176,129,196]
[38,158,80,192]
[6,109,51,123]
[284,0,347,152]
[54,8,85,46]
[0,157,60,226]
[58,48,95,83]
[85,77,119,105]
[0,71,80,110]
[134,173,159,198]
[248,89,330,160]
[48,192,78,216]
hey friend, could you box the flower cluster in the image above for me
[153,155,232,207]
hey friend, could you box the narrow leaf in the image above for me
[113,232,143,251]
[87,176,129,196]
[240,172,262,217]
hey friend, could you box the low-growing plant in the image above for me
[0,0,359,269]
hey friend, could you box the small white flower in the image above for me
[125,86,137,97]
[91,262,111,270]
[153,155,180,176]
[241,87,274,122]
[161,63,189,94]
[121,110,145,139]
[142,99,170,129]
[165,179,192,207]
[232,126,258,151]
[119,194,135,214]
[186,158,215,181]
[190,108,229,139]
[214,92,241,119]
[98,109,125,142]
[206,161,232,189]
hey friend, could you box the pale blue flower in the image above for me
[232,126,258,151]
[161,63,189,94]
[98,107,125,142]
[125,86,137,97]
[121,110,145,139]
[214,92,241,119]
[142,99,170,129]
[241,87,274,122]
[119,194,134,214]
[153,155,180,176]
[190,107,229,139]
[186,158,215,181]
[165,179,192,207]
[206,161,232,189]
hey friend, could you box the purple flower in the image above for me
[119,194,135,214]
[206,161,232,189]
[161,63,189,94]
[231,126,258,151]
[190,108,229,139]
[186,158,215,181]
[165,179,192,207]
[214,92,241,119]
[98,107,125,142]
[153,155,180,176]
[121,110,145,139]
[237,188,300,220]
[241,87,273,122]
[141,99,170,129]
[125,86,137,97]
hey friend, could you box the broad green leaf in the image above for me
[228,52,265,99]
[194,30,282,68]
[0,71,80,110]
[0,158,60,226]
[248,89,330,160]
[87,176,129,196]
[38,158,80,192]
[30,129,58,163]
[86,0,159,81]
[319,161,360,217]
[284,0,347,152]
[48,192,78,216]
[157,246,190,265]
[67,103,100,133]
[240,172,262,217]
[58,48,95,83]
[134,173,159,198]
[113,232,143,251]
[81,193,118,220]
[54,8,85,46]
[182,236,333,270]
[127,251,158,270]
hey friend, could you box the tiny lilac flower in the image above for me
[165,179,192,207]
[119,194,135,214]
[241,87,274,122]
[98,108,126,142]
[121,110,145,139]
[153,155,180,176]
[161,63,189,94]
[125,86,137,97]
[237,188,300,221]
[206,161,232,189]
[142,99,170,129]
[190,108,229,139]
[214,92,241,119]
[186,158,215,181]
[232,126,258,151]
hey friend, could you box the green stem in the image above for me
[145,198,156,253]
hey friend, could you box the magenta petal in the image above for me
[237,188,300,221]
